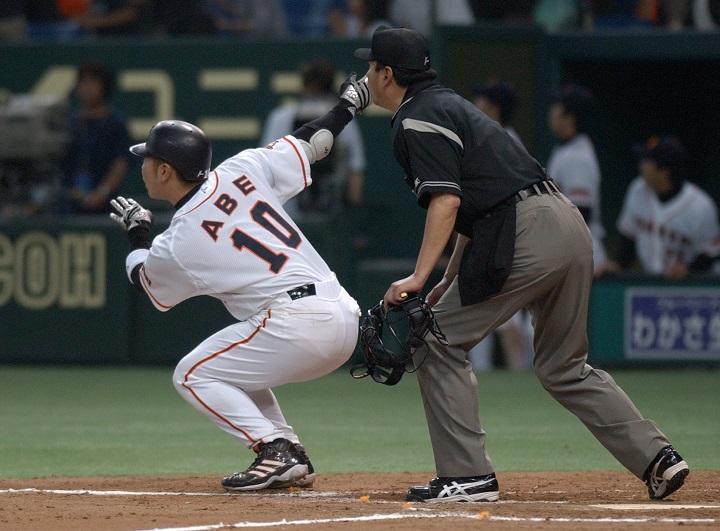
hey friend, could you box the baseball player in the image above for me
[608,135,720,279]
[353,27,689,502]
[110,75,371,491]
[546,84,609,274]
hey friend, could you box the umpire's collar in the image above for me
[391,80,437,126]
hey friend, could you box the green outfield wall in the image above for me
[1,29,719,365]
[1,217,718,366]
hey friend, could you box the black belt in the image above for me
[287,283,316,301]
[513,180,559,203]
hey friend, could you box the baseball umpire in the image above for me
[353,27,689,502]
[110,75,371,491]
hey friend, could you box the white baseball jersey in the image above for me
[546,133,607,267]
[131,136,335,321]
[617,177,720,274]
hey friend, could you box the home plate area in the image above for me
[1,471,718,530]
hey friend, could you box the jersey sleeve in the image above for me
[138,233,201,312]
[394,118,463,208]
[262,136,312,204]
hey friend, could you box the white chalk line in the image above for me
[3,488,717,529]
[0,488,564,504]
[592,503,720,510]
[133,513,720,531]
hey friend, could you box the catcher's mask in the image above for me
[351,294,448,385]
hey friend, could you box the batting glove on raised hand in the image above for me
[109,196,153,231]
[340,72,372,115]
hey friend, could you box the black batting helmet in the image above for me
[130,120,211,182]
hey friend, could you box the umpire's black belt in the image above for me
[287,283,316,300]
[514,180,559,203]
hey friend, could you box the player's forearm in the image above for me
[413,193,460,284]
[125,225,151,291]
[292,100,354,143]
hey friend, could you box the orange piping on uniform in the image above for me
[282,137,308,188]
[181,310,272,444]
[139,265,173,310]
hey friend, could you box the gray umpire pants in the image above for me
[418,191,670,479]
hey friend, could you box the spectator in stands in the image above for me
[605,136,720,279]
[75,0,153,37]
[22,0,84,39]
[533,0,587,32]
[389,0,476,37]
[206,0,288,37]
[586,0,690,30]
[259,59,366,221]
[466,0,534,26]
[546,83,610,276]
[281,0,345,37]
[328,0,393,38]
[692,0,720,29]
[59,60,132,214]
[467,78,533,372]
[0,0,27,40]
[149,0,216,35]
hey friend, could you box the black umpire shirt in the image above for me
[391,80,547,236]
[391,80,550,304]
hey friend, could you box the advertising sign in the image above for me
[625,288,720,360]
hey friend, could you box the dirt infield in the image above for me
[1,471,718,530]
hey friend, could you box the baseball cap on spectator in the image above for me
[354,27,431,71]
[550,83,594,118]
[633,135,687,170]
[550,83,595,133]
[471,79,517,123]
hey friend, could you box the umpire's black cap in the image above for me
[633,135,687,170]
[354,27,430,71]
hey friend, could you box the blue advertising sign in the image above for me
[625,288,720,360]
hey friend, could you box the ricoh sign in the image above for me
[0,232,106,310]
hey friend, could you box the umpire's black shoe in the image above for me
[222,438,308,492]
[643,445,689,500]
[406,474,499,502]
